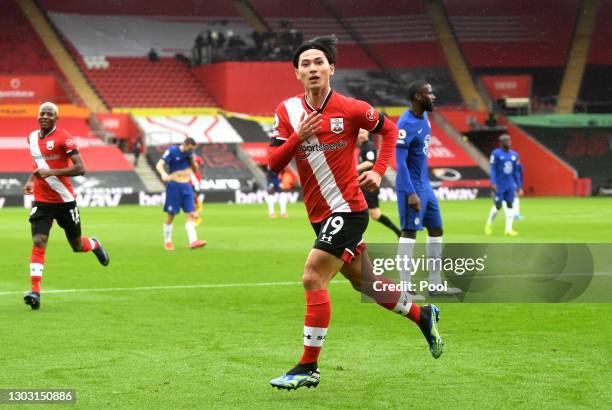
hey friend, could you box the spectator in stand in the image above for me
[485,111,498,128]
[193,31,206,66]
[148,48,159,62]
[132,138,143,166]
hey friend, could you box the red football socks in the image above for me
[29,246,45,293]
[300,289,331,364]
[79,236,99,252]
[365,275,420,324]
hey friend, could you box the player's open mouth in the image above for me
[309,76,320,81]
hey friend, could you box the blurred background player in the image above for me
[357,128,400,237]
[513,162,524,220]
[395,81,461,297]
[265,167,288,218]
[155,137,206,250]
[484,134,522,236]
[190,153,204,225]
[268,36,443,391]
[23,102,110,310]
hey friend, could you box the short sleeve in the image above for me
[161,148,171,161]
[352,99,380,132]
[63,131,78,155]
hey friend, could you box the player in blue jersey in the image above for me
[396,80,460,296]
[155,137,207,250]
[484,134,522,236]
[265,167,288,218]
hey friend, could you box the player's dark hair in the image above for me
[184,137,197,145]
[407,80,428,102]
[292,34,338,68]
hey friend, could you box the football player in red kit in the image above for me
[268,36,443,390]
[23,102,109,310]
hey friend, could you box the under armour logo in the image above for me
[304,334,312,339]
[320,235,332,243]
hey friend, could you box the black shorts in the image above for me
[29,201,82,239]
[311,210,369,263]
[362,188,380,209]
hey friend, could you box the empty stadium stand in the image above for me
[579,0,612,112]
[0,0,58,74]
[81,57,216,108]
[444,0,580,68]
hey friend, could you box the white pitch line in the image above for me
[1,272,610,298]
[0,280,347,297]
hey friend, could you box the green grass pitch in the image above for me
[0,198,611,408]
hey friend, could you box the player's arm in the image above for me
[33,153,85,178]
[395,124,419,211]
[355,105,398,191]
[489,152,498,192]
[357,142,376,174]
[268,109,322,173]
[515,159,523,195]
[357,160,374,173]
[23,173,35,195]
[155,158,170,182]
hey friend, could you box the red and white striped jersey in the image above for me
[27,127,78,203]
[269,90,391,223]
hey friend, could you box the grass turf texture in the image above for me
[0,198,611,408]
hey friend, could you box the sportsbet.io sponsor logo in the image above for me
[297,140,347,160]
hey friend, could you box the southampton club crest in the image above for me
[330,117,344,134]
[46,140,54,150]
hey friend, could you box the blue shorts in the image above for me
[164,181,195,214]
[398,189,442,231]
[493,187,515,207]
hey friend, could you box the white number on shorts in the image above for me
[321,216,344,235]
[70,207,80,224]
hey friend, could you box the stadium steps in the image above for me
[235,144,267,190]
[423,0,486,110]
[432,112,490,172]
[124,153,165,193]
[557,0,599,113]
[15,0,107,112]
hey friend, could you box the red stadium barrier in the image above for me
[481,75,532,100]
[505,122,577,196]
[0,76,69,104]
[194,62,302,115]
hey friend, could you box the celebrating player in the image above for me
[357,129,401,237]
[268,36,443,391]
[23,102,109,310]
[395,81,461,297]
[155,138,206,250]
[484,134,522,236]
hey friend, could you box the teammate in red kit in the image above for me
[268,35,443,390]
[23,102,109,310]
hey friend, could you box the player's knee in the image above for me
[400,230,416,239]
[368,209,380,220]
[428,227,443,237]
[32,235,48,248]
[302,265,325,290]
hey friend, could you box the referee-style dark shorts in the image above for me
[311,210,369,264]
[361,188,380,209]
[29,201,82,239]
